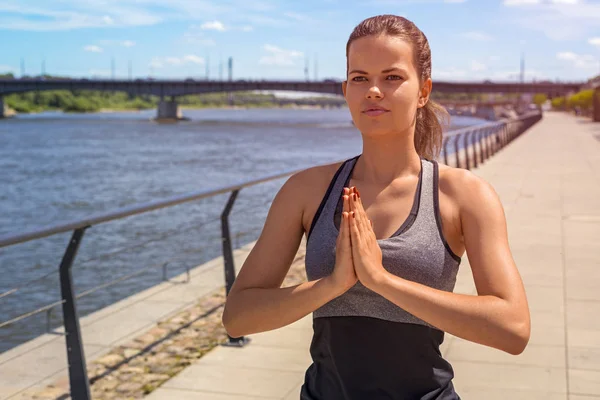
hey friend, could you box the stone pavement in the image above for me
[144,112,600,400]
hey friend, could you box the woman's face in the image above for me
[342,34,430,137]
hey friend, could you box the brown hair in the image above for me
[345,14,449,160]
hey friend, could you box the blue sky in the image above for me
[1,0,599,82]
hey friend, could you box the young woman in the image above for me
[222,14,530,399]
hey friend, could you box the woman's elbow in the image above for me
[222,299,240,337]
[504,317,531,355]
[222,295,252,338]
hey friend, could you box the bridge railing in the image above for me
[441,111,543,170]
[0,111,542,399]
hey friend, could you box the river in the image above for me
[0,107,487,352]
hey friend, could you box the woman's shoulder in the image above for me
[289,159,347,193]
[437,162,502,212]
[287,160,347,229]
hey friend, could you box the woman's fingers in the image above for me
[342,190,351,242]
[349,187,366,232]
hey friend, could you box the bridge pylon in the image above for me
[155,97,186,122]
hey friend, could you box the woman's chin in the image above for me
[356,124,396,137]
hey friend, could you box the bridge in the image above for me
[0,78,596,121]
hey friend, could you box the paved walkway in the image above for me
[144,112,600,400]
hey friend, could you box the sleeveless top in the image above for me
[301,154,462,400]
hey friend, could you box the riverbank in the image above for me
[2,89,344,116]
[3,103,340,117]
[1,106,17,118]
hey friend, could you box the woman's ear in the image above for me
[418,78,432,108]
[342,80,348,98]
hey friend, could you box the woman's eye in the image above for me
[351,75,402,82]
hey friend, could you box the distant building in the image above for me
[585,75,600,89]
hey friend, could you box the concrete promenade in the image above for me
[144,112,600,400]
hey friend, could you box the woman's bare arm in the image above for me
[366,169,531,354]
[222,167,342,338]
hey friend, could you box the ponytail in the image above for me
[414,100,449,160]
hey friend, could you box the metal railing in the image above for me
[0,110,542,399]
[441,111,542,169]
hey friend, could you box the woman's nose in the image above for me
[366,85,383,99]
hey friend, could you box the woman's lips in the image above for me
[363,109,389,117]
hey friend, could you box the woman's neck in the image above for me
[355,133,421,186]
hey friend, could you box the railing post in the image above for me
[508,121,516,143]
[463,132,471,170]
[482,128,490,161]
[442,137,449,165]
[221,189,250,347]
[492,126,499,154]
[453,135,461,168]
[59,227,91,400]
[483,128,490,161]
[473,129,480,168]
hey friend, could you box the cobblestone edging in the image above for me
[31,245,307,399]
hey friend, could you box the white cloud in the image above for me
[182,26,217,45]
[185,36,217,46]
[259,44,303,66]
[375,0,466,3]
[149,58,164,69]
[99,39,136,47]
[471,60,487,72]
[283,12,310,22]
[589,37,600,47]
[0,65,15,72]
[282,11,322,25]
[503,0,600,40]
[459,31,493,41]
[0,2,162,30]
[433,67,468,80]
[240,25,253,32]
[434,64,550,81]
[504,0,541,5]
[84,45,103,53]
[242,14,290,27]
[166,57,183,66]
[200,20,226,31]
[183,55,204,65]
[150,55,205,69]
[557,51,598,69]
[504,0,580,5]
[0,0,276,31]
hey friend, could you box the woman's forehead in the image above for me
[348,35,414,71]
